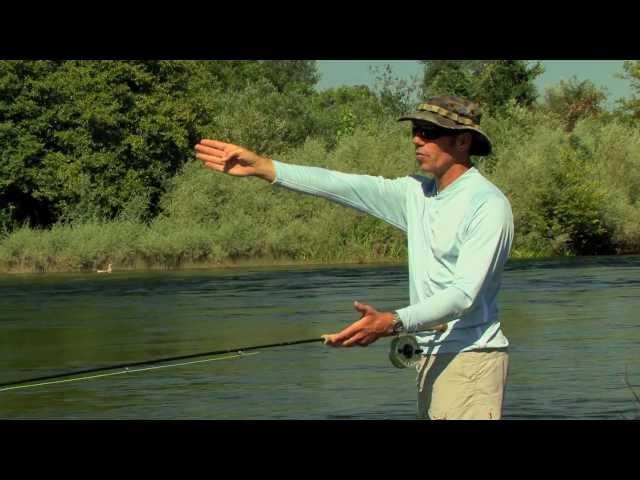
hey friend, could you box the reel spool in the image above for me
[388,335,423,369]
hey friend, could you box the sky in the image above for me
[315,60,633,108]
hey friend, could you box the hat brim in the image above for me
[398,111,492,156]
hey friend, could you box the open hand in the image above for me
[322,301,395,347]
[195,139,275,181]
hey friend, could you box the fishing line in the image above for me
[0,352,259,393]
[0,337,323,392]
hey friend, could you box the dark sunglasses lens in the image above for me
[412,126,442,140]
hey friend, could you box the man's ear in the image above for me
[457,132,473,152]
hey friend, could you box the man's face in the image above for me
[411,123,459,176]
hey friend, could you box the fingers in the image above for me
[223,148,244,163]
[322,301,380,348]
[322,330,373,347]
[329,322,362,345]
[322,333,348,347]
[353,300,374,318]
[195,152,227,172]
[322,334,344,347]
[199,160,226,173]
[195,143,227,159]
[341,332,369,347]
[199,139,234,151]
[195,141,251,176]
[195,140,245,163]
[195,151,224,165]
[195,142,245,173]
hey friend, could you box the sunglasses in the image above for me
[411,124,455,140]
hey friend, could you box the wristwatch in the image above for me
[391,312,405,335]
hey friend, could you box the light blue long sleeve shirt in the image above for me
[273,160,514,354]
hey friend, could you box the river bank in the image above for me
[0,256,408,275]
[1,215,637,275]
[3,250,637,275]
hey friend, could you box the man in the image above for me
[195,95,514,420]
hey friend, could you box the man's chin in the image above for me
[417,162,433,173]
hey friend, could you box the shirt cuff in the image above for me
[270,159,283,185]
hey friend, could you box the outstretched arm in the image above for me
[196,138,410,231]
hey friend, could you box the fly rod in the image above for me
[0,337,324,392]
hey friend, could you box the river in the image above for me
[1,256,639,419]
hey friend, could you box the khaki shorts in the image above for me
[416,349,509,420]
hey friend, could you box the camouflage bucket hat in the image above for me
[398,95,492,156]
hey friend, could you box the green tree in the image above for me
[370,64,421,117]
[473,61,543,113]
[198,60,319,94]
[543,76,607,131]
[0,60,322,230]
[306,85,387,149]
[0,60,210,227]
[420,60,544,113]
[421,60,479,100]
[615,60,640,120]
[258,60,320,94]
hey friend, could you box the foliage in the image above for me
[2,60,640,272]
[420,60,544,114]
[0,61,207,227]
[615,60,640,119]
[482,103,639,256]
[370,64,421,117]
[306,85,388,149]
[0,60,322,230]
[543,76,607,131]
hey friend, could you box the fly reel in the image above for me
[388,335,423,369]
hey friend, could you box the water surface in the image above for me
[1,256,639,419]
